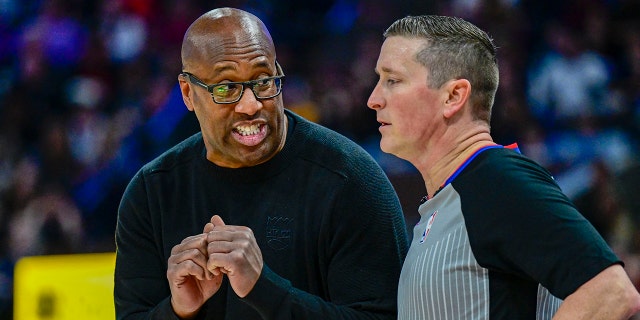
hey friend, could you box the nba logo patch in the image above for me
[419,210,438,244]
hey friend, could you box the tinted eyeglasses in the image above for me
[181,61,284,104]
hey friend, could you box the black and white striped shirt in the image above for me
[398,145,620,319]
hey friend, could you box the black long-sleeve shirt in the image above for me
[114,110,409,319]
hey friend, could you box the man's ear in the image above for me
[178,75,195,112]
[443,78,471,119]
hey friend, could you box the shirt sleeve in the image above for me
[459,153,620,299]
[114,170,179,320]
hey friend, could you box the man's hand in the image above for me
[205,215,264,298]
[167,226,224,318]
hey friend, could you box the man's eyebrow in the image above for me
[253,60,271,69]
[211,61,273,78]
[210,64,238,78]
[378,66,397,75]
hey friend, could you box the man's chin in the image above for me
[379,139,393,154]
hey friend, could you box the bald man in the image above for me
[114,7,409,320]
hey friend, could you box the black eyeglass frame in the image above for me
[181,61,285,104]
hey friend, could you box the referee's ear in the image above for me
[442,78,471,119]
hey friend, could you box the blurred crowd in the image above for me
[0,0,639,318]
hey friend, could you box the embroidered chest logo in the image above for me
[266,216,293,250]
[419,210,438,244]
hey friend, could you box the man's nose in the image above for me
[234,86,263,115]
[367,83,384,110]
